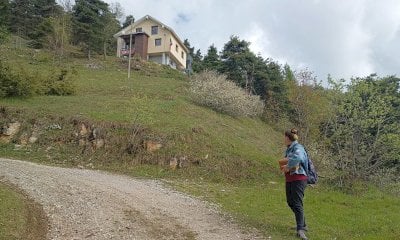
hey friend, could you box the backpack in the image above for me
[287,143,318,184]
[303,149,318,184]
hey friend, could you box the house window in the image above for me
[151,26,158,35]
[176,44,178,52]
[181,51,184,59]
[155,38,162,46]
[136,27,142,32]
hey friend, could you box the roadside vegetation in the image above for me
[0,182,48,240]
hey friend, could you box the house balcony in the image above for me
[120,48,135,57]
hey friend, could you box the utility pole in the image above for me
[127,19,133,80]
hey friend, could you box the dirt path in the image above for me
[0,158,263,240]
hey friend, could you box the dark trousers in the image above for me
[286,180,307,231]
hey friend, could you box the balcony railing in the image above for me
[120,48,135,56]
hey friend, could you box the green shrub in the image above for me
[0,61,35,97]
[0,60,76,98]
[44,69,76,96]
[189,70,264,117]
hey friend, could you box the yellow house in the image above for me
[114,15,189,70]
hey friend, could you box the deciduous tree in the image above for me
[325,75,400,185]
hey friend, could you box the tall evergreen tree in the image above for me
[265,60,287,105]
[33,0,59,18]
[219,36,291,119]
[122,15,134,29]
[220,36,257,92]
[10,0,59,47]
[183,39,194,55]
[183,39,203,73]
[10,0,35,37]
[0,0,10,27]
[203,44,221,71]
[261,60,290,119]
[72,0,110,59]
[0,0,10,43]
[252,55,269,98]
[284,64,296,82]
[192,49,204,73]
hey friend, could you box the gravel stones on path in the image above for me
[0,158,264,240]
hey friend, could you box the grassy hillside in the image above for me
[1,45,399,240]
[0,45,282,182]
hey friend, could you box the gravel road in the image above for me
[0,158,264,240]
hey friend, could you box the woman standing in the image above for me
[281,128,309,240]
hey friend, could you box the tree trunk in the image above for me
[103,42,107,60]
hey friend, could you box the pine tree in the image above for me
[9,0,60,47]
[122,15,134,29]
[0,0,10,43]
[220,36,257,92]
[192,49,204,73]
[183,39,204,73]
[0,0,10,27]
[203,44,221,71]
[33,0,59,18]
[10,0,35,37]
[72,0,110,59]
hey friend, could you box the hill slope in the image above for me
[0,45,282,182]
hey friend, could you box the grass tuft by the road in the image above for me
[0,182,48,240]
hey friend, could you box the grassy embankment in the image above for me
[0,182,47,240]
[0,45,399,240]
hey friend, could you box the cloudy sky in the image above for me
[104,0,400,82]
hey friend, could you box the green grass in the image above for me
[172,181,400,240]
[1,45,399,240]
[0,182,47,240]
[0,183,25,239]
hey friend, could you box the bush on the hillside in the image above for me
[44,69,76,96]
[0,61,36,97]
[0,60,76,98]
[189,70,264,117]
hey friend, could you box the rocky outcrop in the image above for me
[0,122,21,143]
[0,109,200,169]
[143,140,163,153]
[77,124,106,151]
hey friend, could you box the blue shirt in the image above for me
[285,141,308,176]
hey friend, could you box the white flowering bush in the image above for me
[189,70,264,117]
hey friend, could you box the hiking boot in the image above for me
[292,226,308,231]
[297,230,308,240]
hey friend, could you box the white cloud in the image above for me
[243,23,270,56]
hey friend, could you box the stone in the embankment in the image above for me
[0,122,21,143]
